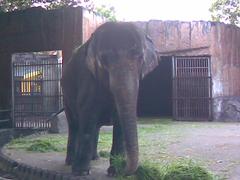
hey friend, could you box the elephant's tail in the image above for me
[46,108,65,122]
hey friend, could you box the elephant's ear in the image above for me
[85,39,102,77]
[141,35,159,79]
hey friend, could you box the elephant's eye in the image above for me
[100,53,115,67]
[129,49,143,60]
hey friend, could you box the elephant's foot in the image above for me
[65,156,73,165]
[72,164,91,176]
[72,169,91,176]
[107,166,117,177]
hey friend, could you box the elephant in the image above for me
[61,21,158,176]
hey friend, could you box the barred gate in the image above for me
[12,53,63,128]
[172,56,212,121]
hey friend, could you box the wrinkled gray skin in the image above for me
[61,22,158,176]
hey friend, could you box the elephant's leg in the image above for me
[72,111,99,175]
[64,104,78,165]
[108,115,125,176]
[92,127,100,160]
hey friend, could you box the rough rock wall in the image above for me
[210,23,240,97]
[135,20,240,121]
[210,23,240,121]
[135,20,212,56]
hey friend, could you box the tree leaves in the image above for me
[0,0,93,12]
[209,0,240,26]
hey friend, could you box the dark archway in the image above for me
[138,56,172,117]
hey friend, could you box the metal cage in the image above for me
[12,53,63,128]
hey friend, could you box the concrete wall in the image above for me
[135,20,211,56]
[135,20,240,121]
[210,23,240,121]
[82,10,105,43]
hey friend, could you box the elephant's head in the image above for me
[86,22,158,175]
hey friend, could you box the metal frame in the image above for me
[172,56,212,121]
[12,53,63,129]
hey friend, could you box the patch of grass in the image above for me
[111,156,163,180]
[135,162,162,180]
[111,155,126,176]
[138,118,172,125]
[99,150,110,158]
[162,159,215,180]
[26,139,64,152]
[6,134,67,152]
[111,157,215,180]
[98,132,112,152]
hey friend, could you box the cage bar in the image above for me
[172,56,212,121]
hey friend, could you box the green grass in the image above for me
[6,134,67,152]
[162,159,215,180]
[99,150,110,158]
[6,118,219,179]
[110,156,215,180]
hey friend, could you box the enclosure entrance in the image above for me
[12,52,63,128]
[138,57,172,117]
[172,56,212,121]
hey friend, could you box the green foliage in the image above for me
[111,155,126,176]
[135,162,163,180]
[162,159,215,180]
[0,0,93,12]
[26,139,60,152]
[95,5,116,21]
[209,0,240,26]
[0,0,116,20]
[7,134,67,152]
[97,131,112,152]
[0,0,31,12]
[99,150,110,158]
[111,158,215,180]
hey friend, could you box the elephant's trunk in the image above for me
[109,67,139,175]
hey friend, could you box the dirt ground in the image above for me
[167,123,240,180]
[2,122,240,180]
[2,149,113,180]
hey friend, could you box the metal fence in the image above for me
[12,53,63,128]
[172,56,212,121]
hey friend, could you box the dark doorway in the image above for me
[138,56,172,117]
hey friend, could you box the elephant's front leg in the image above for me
[72,112,98,176]
[66,127,77,165]
[64,104,78,165]
[108,116,125,176]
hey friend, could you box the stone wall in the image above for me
[135,20,211,56]
[213,96,240,121]
[135,20,240,121]
[210,23,240,121]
